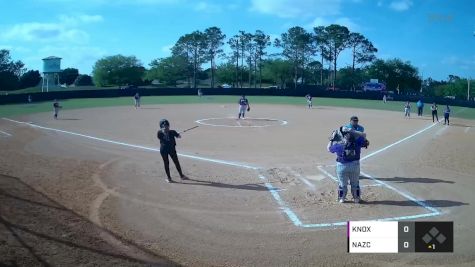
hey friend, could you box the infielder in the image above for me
[238,95,250,119]
[328,127,369,203]
[431,103,439,122]
[134,93,141,109]
[53,99,62,119]
[305,94,313,109]
[157,119,186,183]
[404,101,411,118]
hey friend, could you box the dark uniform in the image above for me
[157,121,184,182]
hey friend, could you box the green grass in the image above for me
[0,95,474,120]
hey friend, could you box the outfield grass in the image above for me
[0,95,474,120]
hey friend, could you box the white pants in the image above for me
[239,105,247,116]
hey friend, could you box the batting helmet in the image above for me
[159,119,170,129]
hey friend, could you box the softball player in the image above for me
[431,103,439,122]
[238,95,250,119]
[327,127,369,203]
[157,119,186,183]
[444,105,451,125]
[404,101,411,118]
[53,99,62,119]
[134,93,141,109]
[305,94,313,109]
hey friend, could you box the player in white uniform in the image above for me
[305,94,313,109]
[134,93,141,109]
[238,95,250,119]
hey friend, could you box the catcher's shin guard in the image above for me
[351,186,361,199]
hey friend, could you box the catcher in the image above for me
[327,126,369,203]
[238,95,250,119]
[157,119,186,183]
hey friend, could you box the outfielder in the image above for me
[328,127,369,203]
[157,119,186,183]
[134,93,141,109]
[305,94,313,109]
[53,99,62,119]
[238,95,250,119]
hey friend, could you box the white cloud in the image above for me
[2,22,89,43]
[389,0,412,11]
[2,14,103,44]
[59,14,104,25]
[161,44,174,55]
[38,0,185,5]
[194,2,222,13]
[335,17,360,31]
[307,16,360,32]
[250,0,342,18]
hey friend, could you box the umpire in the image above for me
[157,119,185,183]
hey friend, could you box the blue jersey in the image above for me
[239,98,248,106]
[345,123,364,132]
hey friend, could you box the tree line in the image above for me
[0,24,471,99]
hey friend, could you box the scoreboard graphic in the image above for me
[348,221,453,253]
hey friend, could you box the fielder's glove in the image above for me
[363,139,370,148]
[247,106,250,112]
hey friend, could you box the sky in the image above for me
[1,0,474,81]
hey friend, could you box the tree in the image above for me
[216,62,236,85]
[172,31,207,89]
[253,30,271,88]
[365,58,421,93]
[74,74,94,86]
[227,34,241,87]
[146,56,188,86]
[347,32,377,90]
[204,27,226,88]
[0,49,25,91]
[19,70,41,89]
[321,25,350,89]
[59,68,79,85]
[261,59,293,89]
[306,61,323,85]
[313,26,331,86]
[275,26,315,89]
[92,55,145,87]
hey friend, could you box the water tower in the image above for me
[41,56,62,92]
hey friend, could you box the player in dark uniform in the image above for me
[53,99,62,119]
[238,95,250,119]
[157,119,185,183]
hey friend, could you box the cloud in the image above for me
[1,14,103,44]
[161,44,174,55]
[194,2,223,13]
[2,22,89,43]
[37,0,185,6]
[58,14,104,25]
[389,0,412,11]
[250,0,342,18]
[307,16,360,32]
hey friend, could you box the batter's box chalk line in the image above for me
[3,117,441,229]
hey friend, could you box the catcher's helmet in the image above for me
[159,119,170,128]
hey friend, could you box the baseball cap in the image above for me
[350,116,359,121]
